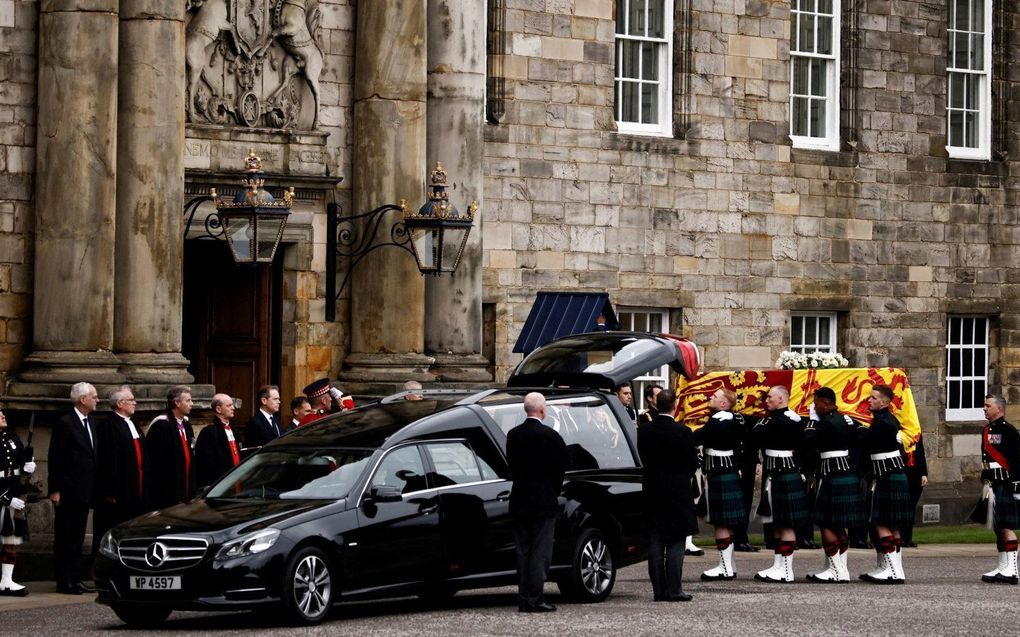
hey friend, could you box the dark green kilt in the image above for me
[813,472,865,529]
[867,471,914,527]
[705,470,748,528]
[993,482,1020,530]
[766,471,809,528]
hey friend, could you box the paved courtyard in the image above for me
[0,545,1013,635]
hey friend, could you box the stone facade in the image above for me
[1,0,1019,523]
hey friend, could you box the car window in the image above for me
[484,398,636,470]
[370,445,428,494]
[206,448,372,500]
[424,441,500,486]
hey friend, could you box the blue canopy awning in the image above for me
[512,291,619,354]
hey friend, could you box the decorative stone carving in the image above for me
[185,0,324,130]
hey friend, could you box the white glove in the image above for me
[713,411,733,421]
[784,409,801,422]
[895,431,904,445]
[843,415,854,426]
[9,497,25,511]
[809,403,819,422]
[328,386,343,401]
[23,461,36,474]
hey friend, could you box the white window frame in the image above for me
[945,316,990,421]
[614,0,674,137]
[618,307,671,405]
[789,0,841,151]
[790,311,837,354]
[946,0,992,160]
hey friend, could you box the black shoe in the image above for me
[56,583,84,595]
[77,581,96,593]
[685,548,705,556]
[734,542,760,553]
[981,573,1019,585]
[521,602,556,613]
[0,587,28,597]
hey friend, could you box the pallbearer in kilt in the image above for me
[752,386,809,583]
[978,394,1020,585]
[803,387,865,583]
[859,385,912,584]
[695,389,747,581]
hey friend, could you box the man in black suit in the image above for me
[285,396,311,433]
[614,383,636,425]
[243,385,282,448]
[92,386,146,560]
[638,389,699,601]
[47,382,99,594]
[195,394,242,490]
[145,386,195,510]
[506,392,567,613]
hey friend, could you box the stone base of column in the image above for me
[17,350,125,384]
[428,353,492,382]
[2,379,216,413]
[117,352,195,384]
[339,352,435,397]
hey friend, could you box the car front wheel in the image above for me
[283,546,335,625]
[111,603,172,628]
[557,527,616,602]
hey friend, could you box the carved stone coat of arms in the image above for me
[185,0,324,130]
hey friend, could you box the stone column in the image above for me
[22,0,122,383]
[113,1,192,383]
[343,0,433,387]
[424,0,490,381]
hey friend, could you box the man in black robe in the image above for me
[638,389,699,601]
[195,394,242,490]
[145,386,195,510]
[93,386,146,559]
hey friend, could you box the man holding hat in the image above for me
[299,378,353,426]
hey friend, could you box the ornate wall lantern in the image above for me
[202,149,295,264]
[324,162,478,320]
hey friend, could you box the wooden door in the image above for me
[183,241,282,424]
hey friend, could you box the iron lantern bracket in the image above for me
[183,195,223,240]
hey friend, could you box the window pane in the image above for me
[976,318,987,344]
[802,0,816,11]
[954,0,969,31]
[629,0,645,36]
[372,447,426,493]
[948,318,960,344]
[818,317,831,345]
[817,0,832,12]
[426,442,483,485]
[975,380,986,406]
[621,81,638,122]
[810,98,826,137]
[648,313,662,332]
[948,73,964,108]
[810,58,827,96]
[622,40,639,79]
[954,32,970,69]
[963,317,974,341]
[817,15,833,55]
[949,111,963,147]
[964,111,978,148]
[648,0,664,38]
[616,0,626,34]
[962,379,973,409]
[971,34,984,69]
[799,15,816,53]
[792,315,804,344]
[975,348,985,373]
[641,82,658,124]
[948,381,960,409]
[642,41,658,80]
[962,348,973,376]
[792,96,809,136]
[792,58,809,95]
[949,348,961,376]
[971,0,984,27]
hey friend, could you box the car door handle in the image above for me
[420,504,439,515]
[496,491,510,502]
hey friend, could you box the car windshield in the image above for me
[483,397,636,470]
[205,448,373,500]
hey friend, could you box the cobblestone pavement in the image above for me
[0,545,1013,635]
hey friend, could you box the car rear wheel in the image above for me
[557,527,616,602]
[111,603,172,628]
[283,546,335,625]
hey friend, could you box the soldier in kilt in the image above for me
[752,386,809,583]
[803,387,865,583]
[695,389,748,581]
[977,395,1020,585]
[0,408,36,596]
[859,385,912,584]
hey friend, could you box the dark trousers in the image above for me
[647,528,685,598]
[514,515,556,607]
[900,476,925,543]
[53,501,90,585]
[732,464,757,544]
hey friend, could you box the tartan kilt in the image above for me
[813,472,865,529]
[867,471,914,527]
[767,471,809,528]
[705,470,748,528]
[992,482,1020,530]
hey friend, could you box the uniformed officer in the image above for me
[0,407,35,596]
[977,394,1020,585]
[299,378,353,426]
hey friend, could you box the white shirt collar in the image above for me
[74,407,89,422]
[260,409,275,421]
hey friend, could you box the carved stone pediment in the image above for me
[185,0,324,130]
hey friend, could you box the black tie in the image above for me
[82,417,93,448]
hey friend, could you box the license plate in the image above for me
[129,575,181,590]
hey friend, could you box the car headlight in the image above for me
[98,531,119,559]
[214,528,280,561]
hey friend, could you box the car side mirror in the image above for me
[367,485,403,503]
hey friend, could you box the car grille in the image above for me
[118,535,209,572]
